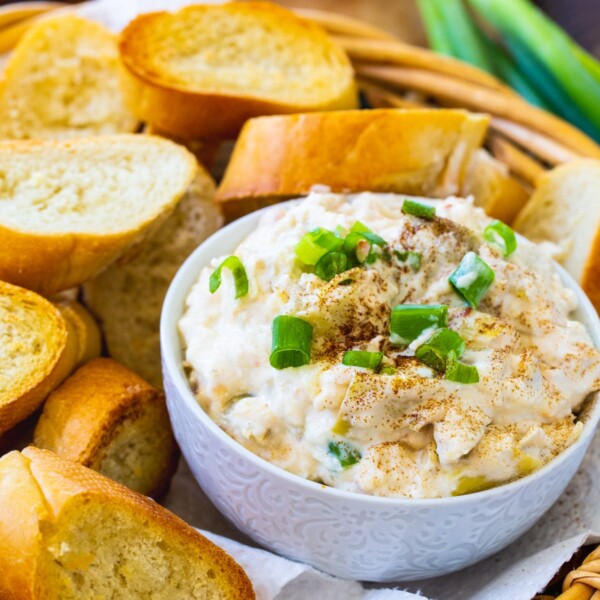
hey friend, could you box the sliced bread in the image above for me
[0,15,138,140]
[513,159,600,311]
[0,282,100,436]
[215,108,489,219]
[0,134,197,296]
[463,149,530,224]
[118,2,357,140]
[0,447,255,599]
[83,168,222,387]
[33,358,178,498]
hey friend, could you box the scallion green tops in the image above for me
[390,304,448,346]
[209,256,248,299]
[295,221,388,282]
[449,252,495,308]
[270,315,313,369]
[483,220,517,257]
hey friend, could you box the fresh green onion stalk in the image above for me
[469,0,600,132]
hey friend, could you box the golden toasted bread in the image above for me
[514,159,600,311]
[0,281,100,436]
[34,358,178,498]
[0,447,255,599]
[215,108,489,219]
[0,15,138,139]
[118,2,357,140]
[0,135,197,296]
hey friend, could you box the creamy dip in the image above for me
[179,192,600,499]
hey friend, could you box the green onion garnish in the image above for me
[402,199,436,220]
[270,315,313,370]
[394,250,422,272]
[295,228,343,266]
[209,256,249,299]
[342,232,372,264]
[315,251,348,282]
[415,328,465,373]
[380,365,398,376]
[349,221,387,246]
[390,304,448,346]
[342,350,383,371]
[445,352,480,384]
[328,440,361,468]
[483,220,517,257]
[449,252,495,308]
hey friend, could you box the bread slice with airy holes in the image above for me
[0,281,101,436]
[118,2,357,140]
[514,159,600,311]
[215,108,489,219]
[0,15,139,140]
[0,134,197,296]
[34,358,178,498]
[0,447,255,599]
[83,168,222,387]
[463,149,530,224]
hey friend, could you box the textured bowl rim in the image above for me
[161,197,600,507]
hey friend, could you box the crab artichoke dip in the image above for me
[179,192,600,499]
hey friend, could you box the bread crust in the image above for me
[118,3,357,140]
[0,282,101,436]
[34,358,178,498]
[0,135,198,296]
[582,226,600,312]
[0,448,255,599]
[215,109,489,218]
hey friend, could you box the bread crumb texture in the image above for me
[0,15,138,140]
[120,2,355,106]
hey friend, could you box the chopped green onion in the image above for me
[315,251,348,282]
[445,352,480,384]
[380,365,398,376]
[342,350,383,371]
[342,232,372,264]
[349,221,387,246]
[402,199,436,220]
[415,328,465,373]
[449,252,495,308]
[209,256,249,299]
[270,316,313,369]
[328,440,361,468]
[390,304,448,346]
[483,220,517,257]
[394,250,422,272]
[295,228,343,266]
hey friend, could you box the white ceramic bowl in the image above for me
[161,203,600,582]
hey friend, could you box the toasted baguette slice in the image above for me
[33,358,178,498]
[0,447,255,599]
[514,159,600,310]
[0,15,138,140]
[118,2,357,140]
[0,282,100,436]
[0,135,197,296]
[215,108,489,219]
[463,149,530,224]
[84,169,222,387]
